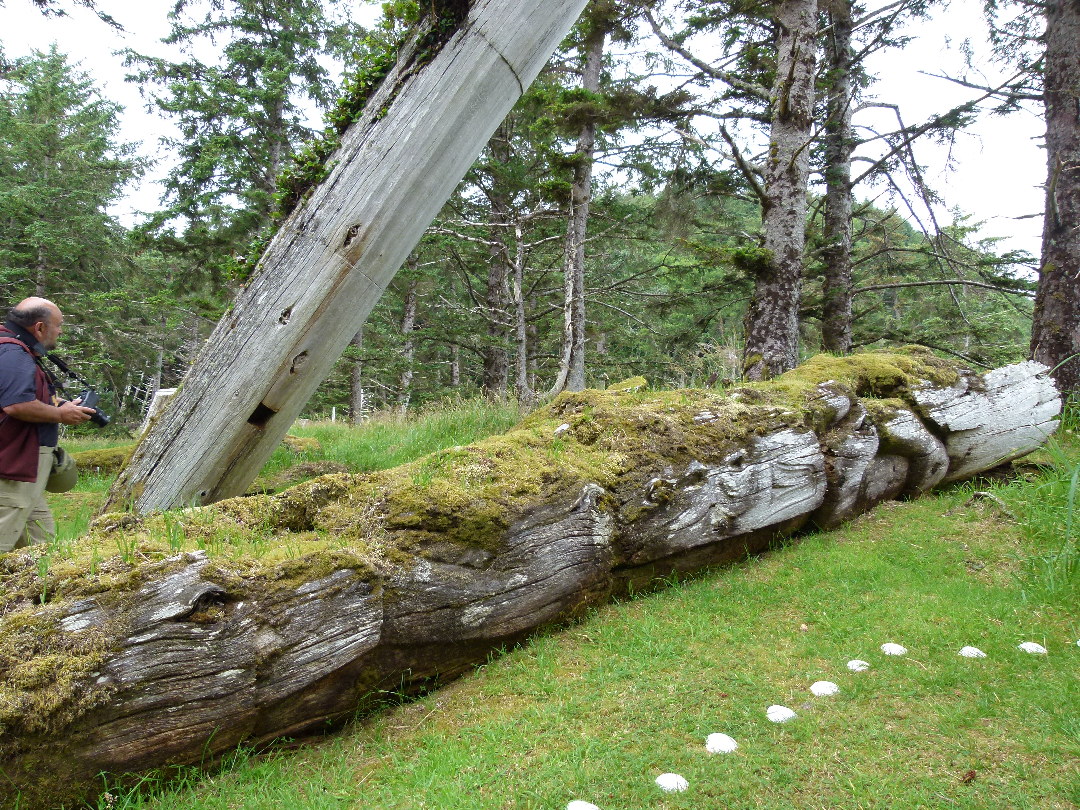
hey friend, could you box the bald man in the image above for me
[0,297,95,552]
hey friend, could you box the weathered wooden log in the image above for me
[103,0,591,515]
[0,351,1059,808]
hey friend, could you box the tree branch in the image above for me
[644,10,771,104]
[851,67,1031,188]
[853,279,1035,297]
[718,123,768,206]
[922,71,1042,103]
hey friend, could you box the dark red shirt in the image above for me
[0,330,56,482]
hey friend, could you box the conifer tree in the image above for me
[0,45,141,300]
[1030,1,1080,396]
[123,0,353,289]
[550,3,613,394]
[974,0,1080,395]
[12,0,118,27]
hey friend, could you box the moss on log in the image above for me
[70,435,323,480]
[0,350,1060,809]
[70,446,133,476]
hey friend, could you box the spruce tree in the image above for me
[122,0,353,289]
[0,45,141,300]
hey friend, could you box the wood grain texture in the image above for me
[913,361,1061,482]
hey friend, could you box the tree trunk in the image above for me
[550,17,606,395]
[0,352,1059,809]
[742,0,817,380]
[481,124,513,399]
[527,297,540,392]
[450,342,462,388]
[1030,0,1080,398]
[348,328,365,425]
[149,342,164,399]
[820,1,854,355]
[263,92,287,197]
[35,245,46,297]
[397,277,418,416]
[104,0,592,514]
[512,220,534,402]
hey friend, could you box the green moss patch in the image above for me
[0,606,114,747]
[73,445,133,475]
[774,346,960,398]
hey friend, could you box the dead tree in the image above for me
[104,0,592,514]
[0,351,1059,809]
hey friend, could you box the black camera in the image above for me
[77,388,111,427]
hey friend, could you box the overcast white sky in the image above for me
[859,3,1044,262]
[0,0,1045,261]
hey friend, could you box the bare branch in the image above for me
[853,279,1035,297]
[718,123,768,206]
[588,299,658,332]
[922,71,1042,103]
[851,68,1033,188]
[850,0,917,32]
[644,10,771,104]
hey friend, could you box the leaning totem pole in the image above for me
[105,0,592,513]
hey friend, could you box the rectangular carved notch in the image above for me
[247,401,277,428]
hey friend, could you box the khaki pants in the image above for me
[0,446,56,553]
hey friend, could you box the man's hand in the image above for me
[57,399,95,425]
[3,398,95,425]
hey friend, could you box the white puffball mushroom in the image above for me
[847,659,870,672]
[1018,641,1048,654]
[655,773,689,793]
[567,802,600,810]
[810,680,840,697]
[766,704,797,723]
[958,646,987,658]
[705,733,738,753]
[880,642,908,656]
[554,423,571,437]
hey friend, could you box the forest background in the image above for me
[0,6,1077,805]
[0,0,1070,426]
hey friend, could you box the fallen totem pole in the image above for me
[0,350,1061,808]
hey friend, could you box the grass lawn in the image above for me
[40,404,1080,809]
[95,492,1079,809]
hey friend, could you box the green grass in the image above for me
[47,398,524,518]
[86,489,1078,809]
[253,398,524,481]
[995,432,1080,608]
[39,401,1080,809]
